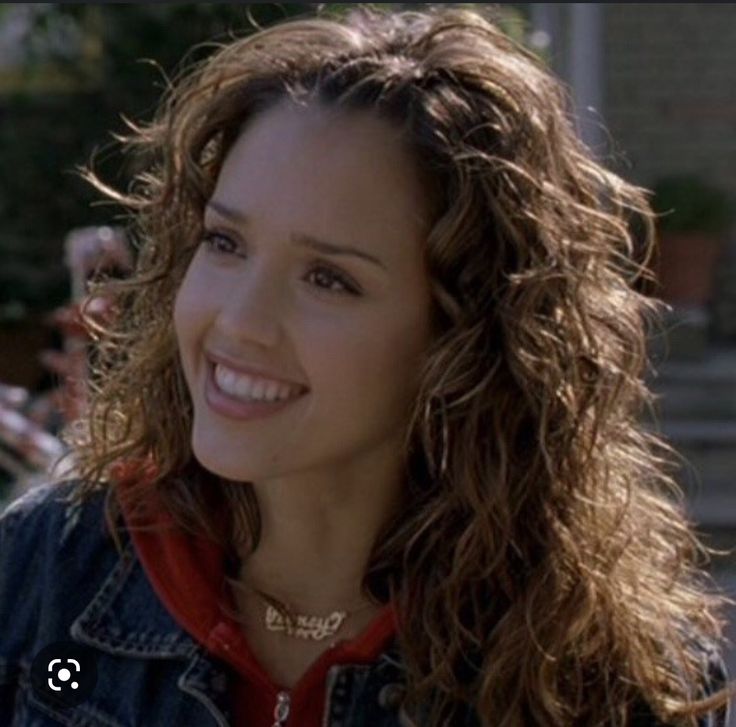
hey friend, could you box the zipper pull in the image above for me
[272,690,291,727]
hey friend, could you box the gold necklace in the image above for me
[226,554,379,642]
[254,590,378,642]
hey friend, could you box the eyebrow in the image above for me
[205,199,387,272]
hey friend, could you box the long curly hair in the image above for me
[62,5,734,725]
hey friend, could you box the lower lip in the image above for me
[205,363,307,421]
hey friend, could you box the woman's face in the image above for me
[173,99,435,484]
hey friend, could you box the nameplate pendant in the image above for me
[264,605,347,641]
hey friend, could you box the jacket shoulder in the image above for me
[2,477,81,521]
[630,638,731,726]
[0,479,119,649]
[696,640,730,727]
[0,478,109,548]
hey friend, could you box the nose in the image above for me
[214,260,284,348]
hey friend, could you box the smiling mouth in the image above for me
[211,361,306,403]
[204,361,308,420]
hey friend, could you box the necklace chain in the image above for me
[253,590,377,641]
[228,555,378,642]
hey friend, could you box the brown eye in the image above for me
[200,232,361,297]
[201,232,237,254]
[306,266,359,295]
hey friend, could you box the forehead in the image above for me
[210,99,434,263]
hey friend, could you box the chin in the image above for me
[190,432,252,481]
[193,452,252,482]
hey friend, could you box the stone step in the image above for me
[647,382,736,420]
[645,346,736,419]
[641,420,736,525]
[650,419,736,445]
[685,492,736,528]
[649,345,736,384]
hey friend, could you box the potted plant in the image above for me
[650,174,733,308]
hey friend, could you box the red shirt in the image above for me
[114,468,397,727]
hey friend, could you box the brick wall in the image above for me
[603,3,736,197]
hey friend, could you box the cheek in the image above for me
[173,273,210,364]
[172,285,192,345]
[378,307,432,407]
[174,264,209,327]
[379,324,428,391]
[319,311,428,401]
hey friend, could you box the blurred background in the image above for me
[1,2,735,709]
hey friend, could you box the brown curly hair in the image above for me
[63,4,734,725]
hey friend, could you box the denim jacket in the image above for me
[0,479,729,727]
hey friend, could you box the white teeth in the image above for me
[234,376,255,399]
[214,364,301,403]
[251,379,266,399]
[220,367,237,391]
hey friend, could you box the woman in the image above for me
[0,5,732,726]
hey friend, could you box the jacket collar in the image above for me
[64,492,413,727]
[68,532,407,670]
[70,536,198,658]
[68,533,235,725]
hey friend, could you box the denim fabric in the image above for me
[0,479,729,727]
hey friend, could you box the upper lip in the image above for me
[205,351,308,391]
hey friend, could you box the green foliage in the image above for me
[652,175,734,236]
[0,3,317,315]
[0,3,532,316]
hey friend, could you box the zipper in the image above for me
[271,690,291,727]
[321,665,342,727]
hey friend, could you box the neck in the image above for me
[231,457,406,615]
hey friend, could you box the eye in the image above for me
[200,230,361,297]
[306,266,360,296]
[201,231,239,256]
